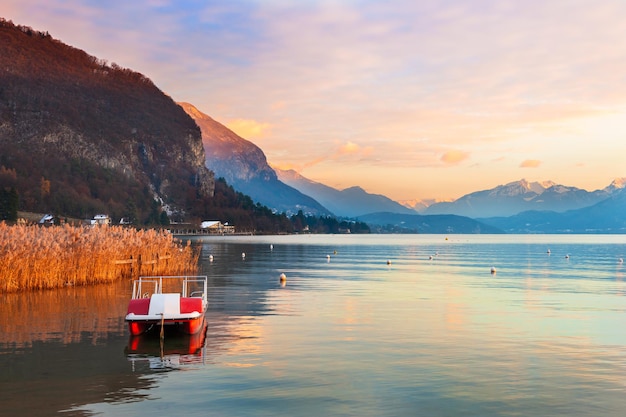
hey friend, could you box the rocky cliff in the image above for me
[180,102,331,216]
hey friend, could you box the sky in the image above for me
[4,0,626,202]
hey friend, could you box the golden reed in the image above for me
[0,223,199,293]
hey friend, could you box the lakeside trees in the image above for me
[0,187,18,222]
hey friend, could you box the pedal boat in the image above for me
[125,275,208,336]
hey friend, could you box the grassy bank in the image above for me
[0,223,199,293]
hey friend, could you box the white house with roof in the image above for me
[200,220,235,234]
[93,214,110,225]
[84,214,111,226]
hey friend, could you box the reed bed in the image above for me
[0,223,199,293]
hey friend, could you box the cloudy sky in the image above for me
[4,0,626,202]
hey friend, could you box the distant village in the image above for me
[35,213,236,235]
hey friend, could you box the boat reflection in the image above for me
[125,320,208,370]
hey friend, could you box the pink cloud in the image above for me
[339,141,360,155]
[520,159,542,168]
[274,141,376,175]
[440,150,470,165]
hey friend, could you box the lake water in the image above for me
[2,234,626,417]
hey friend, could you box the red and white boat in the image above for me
[125,275,208,336]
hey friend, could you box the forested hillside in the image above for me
[0,18,213,223]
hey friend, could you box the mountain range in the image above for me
[174,109,626,234]
[3,18,625,233]
[179,102,419,219]
[422,179,621,218]
[178,97,626,226]
[275,168,415,217]
[477,187,626,233]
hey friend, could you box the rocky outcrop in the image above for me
[180,102,330,216]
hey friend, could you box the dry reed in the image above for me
[0,223,199,293]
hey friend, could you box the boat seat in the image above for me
[148,293,180,315]
[127,298,150,315]
[180,297,204,314]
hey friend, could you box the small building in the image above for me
[93,214,111,225]
[200,220,235,234]
[38,214,55,225]
[200,220,220,229]
[84,214,111,227]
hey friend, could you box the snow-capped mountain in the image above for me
[398,199,439,213]
[604,177,626,193]
[479,187,626,234]
[423,179,616,218]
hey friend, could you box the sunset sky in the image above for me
[4,0,626,202]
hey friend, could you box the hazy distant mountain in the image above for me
[275,168,415,217]
[399,198,450,213]
[479,187,626,233]
[358,212,504,234]
[424,179,617,218]
[180,103,331,216]
[398,199,429,213]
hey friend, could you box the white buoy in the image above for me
[387,259,392,265]
[547,249,551,255]
[327,254,331,261]
[565,254,570,259]
[270,244,273,251]
[428,255,434,260]
[279,273,286,282]
[242,252,246,259]
[619,258,623,264]
[209,254,214,262]
[491,266,497,274]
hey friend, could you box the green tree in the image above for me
[291,210,307,232]
[145,200,161,225]
[123,199,139,225]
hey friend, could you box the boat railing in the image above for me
[131,275,208,303]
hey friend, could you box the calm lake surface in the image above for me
[2,234,626,416]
